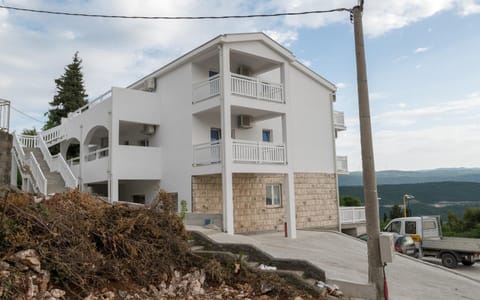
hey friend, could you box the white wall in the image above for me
[233,117,283,143]
[192,113,221,145]
[155,63,194,211]
[288,66,335,173]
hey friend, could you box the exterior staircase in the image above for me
[24,148,66,194]
[11,125,78,196]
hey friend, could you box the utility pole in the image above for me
[351,2,385,299]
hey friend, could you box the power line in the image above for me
[0,4,351,20]
[10,106,45,124]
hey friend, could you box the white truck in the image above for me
[383,216,480,268]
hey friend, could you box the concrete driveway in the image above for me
[191,227,480,300]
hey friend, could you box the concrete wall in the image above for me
[0,132,12,185]
[118,179,161,205]
[295,173,338,230]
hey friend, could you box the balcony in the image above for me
[336,156,348,174]
[230,74,284,103]
[192,73,284,104]
[193,139,287,166]
[340,206,366,224]
[334,111,346,131]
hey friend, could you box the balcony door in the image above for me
[210,128,221,163]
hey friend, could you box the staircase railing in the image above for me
[28,151,48,195]
[38,133,78,189]
[41,125,66,146]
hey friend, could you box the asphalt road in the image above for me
[192,227,480,300]
[421,257,480,283]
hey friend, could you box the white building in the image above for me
[11,32,348,237]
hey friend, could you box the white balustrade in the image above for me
[230,73,284,103]
[12,133,26,163]
[68,89,112,118]
[18,134,38,148]
[28,152,47,195]
[334,111,346,130]
[67,157,80,166]
[340,206,366,224]
[41,125,65,146]
[336,156,349,174]
[0,98,10,132]
[193,141,221,165]
[192,75,220,103]
[232,140,286,164]
[85,147,109,162]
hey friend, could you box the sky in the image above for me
[1,0,479,171]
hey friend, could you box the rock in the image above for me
[294,297,304,300]
[260,281,274,294]
[50,288,66,298]
[118,290,127,298]
[0,261,10,270]
[100,291,115,300]
[0,270,10,279]
[10,249,42,273]
[191,280,204,296]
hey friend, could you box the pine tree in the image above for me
[44,52,88,130]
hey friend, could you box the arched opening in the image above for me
[83,126,109,161]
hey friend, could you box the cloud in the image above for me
[414,47,430,53]
[369,92,386,100]
[263,29,298,46]
[457,0,480,15]
[336,82,348,89]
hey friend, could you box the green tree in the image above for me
[340,195,362,206]
[21,127,38,136]
[463,207,480,229]
[389,204,403,220]
[44,52,88,130]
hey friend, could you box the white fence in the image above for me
[28,152,48,195]
[334,111,346,130]
[18,135,38,148]
[193,141,221,165]
[41,125,65,146]
[231,73,284,103]
[85,147,109,162]
[192,74,220,103]
[336,156,348,174]
[0,99,10,132]
[340,206,366,224]
[232,140,286,164]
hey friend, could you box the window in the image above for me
[210,128,221,141]
[423,220,437,230]
[262,129,272,142]
[405,221,417,234]
[386,221,401,234]
[266,184,281,207]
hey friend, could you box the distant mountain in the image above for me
[339,168,480,186]
[339,181,480,220]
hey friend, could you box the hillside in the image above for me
[339,168,480,186]
[339,181,480,220]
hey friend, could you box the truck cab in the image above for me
[383,216,440,249]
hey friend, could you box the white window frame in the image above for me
[266,183,282,208]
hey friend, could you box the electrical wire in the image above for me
[10,106,45,124]
[0,4,351,20]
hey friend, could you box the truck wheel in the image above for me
[461,259,475,266]
[441,253,458,269]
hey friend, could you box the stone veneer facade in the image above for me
[294,173,338,230]
[191,172,338,233]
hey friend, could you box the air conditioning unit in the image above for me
[143,77,156,92]
[238,115,252,129]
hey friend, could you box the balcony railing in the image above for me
[193,140,221,166]
[336,156,348,174]
[192,73,285,104]
[231,73,284,103]
[334,111,346,131]
[85,147,109,162]
[340,206,366,224]
[232,140,286,164]
[193,139,287,166]
[192,74,220,103]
